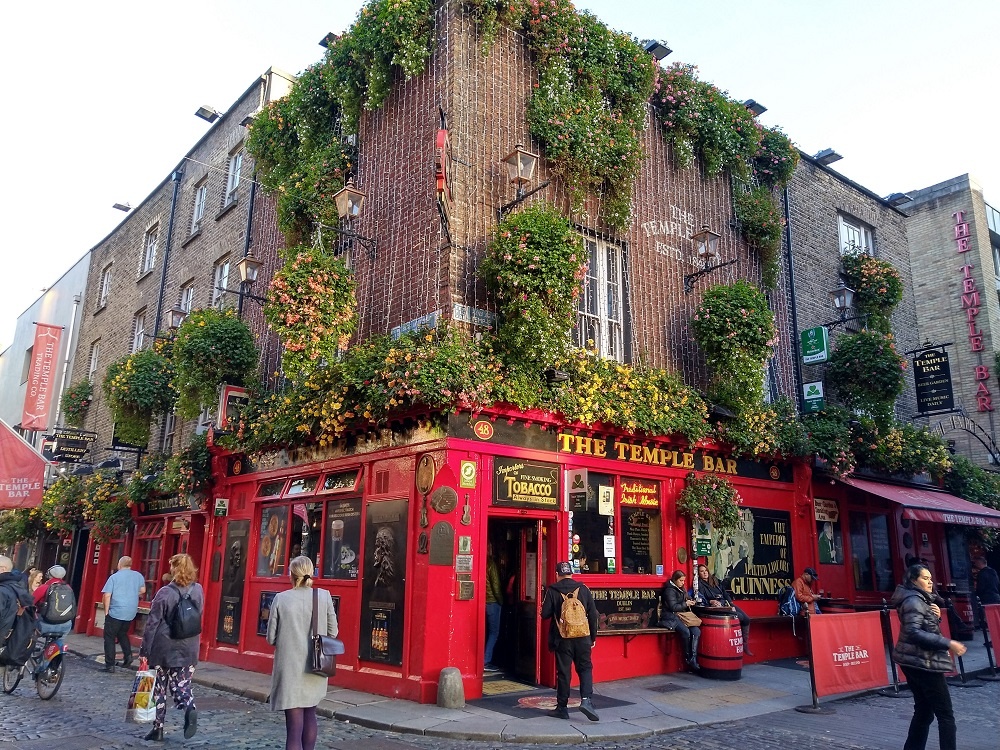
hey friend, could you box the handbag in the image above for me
[125,658,157,723]
[677,610,702,627]
[310,587,343,677]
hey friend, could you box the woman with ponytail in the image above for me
[267,555,338,750]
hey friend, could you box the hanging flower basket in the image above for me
[677,471,742,534]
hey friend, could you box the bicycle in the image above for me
[2,630,66,700]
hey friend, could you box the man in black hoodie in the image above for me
[540,561,599,721]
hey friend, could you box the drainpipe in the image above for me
[153,170,185,335]
[783,185,806,413]
[237,171,258,319]
[54,293,81,426]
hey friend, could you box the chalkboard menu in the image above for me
[592,587,660,631]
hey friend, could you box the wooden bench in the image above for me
[596,627,676,657]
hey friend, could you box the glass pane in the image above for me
[849,512,872,591]
[141,539,161,598]
[322,470,359,492]
[569,472,615,574]
[618,477,661,574]
[869,514,895,592]
[323,498,362,579]
[945,527,971,593]
[286,477,319,496]
[257,481,284,498]
[290,503,323,571]
[257,505,289,577]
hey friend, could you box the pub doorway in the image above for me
[486,518,556,686]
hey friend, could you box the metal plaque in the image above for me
[430,486,459,514]
[429,521,455,566]
[457,576,474,601]
[415,454,436,495]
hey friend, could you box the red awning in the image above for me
[841,476,1000,529]
[0,419,47,509]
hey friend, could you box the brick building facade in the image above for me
[901,174,1000,467]
[68,69,294,463]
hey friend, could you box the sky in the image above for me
[2,0,999,350]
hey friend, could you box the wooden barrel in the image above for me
[697,612,743,680]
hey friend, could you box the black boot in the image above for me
[742,625,754,657]
[144,726,164,741]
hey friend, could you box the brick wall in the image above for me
[785,158,918,419]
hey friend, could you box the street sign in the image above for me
[803,381,825,412]
[912,348,955,414]
[801,326,829,364]
[694,537,712,556]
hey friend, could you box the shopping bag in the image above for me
[125,666,157,723]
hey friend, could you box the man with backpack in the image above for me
[33,565,76,637]
[540,561,600,722]
[0,554,37,667]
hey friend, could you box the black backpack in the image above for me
[0,587,37,667]
[167,586,202,640]
[41,581,77,624]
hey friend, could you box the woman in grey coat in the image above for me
[139,553,203,742]
[267,555,338,750]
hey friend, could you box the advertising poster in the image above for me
[359,499,408,665]
[810,611,890,696]
[257,591,278,636]
[257,505,289,577]
[711,508,792,599]
[324,498,362,579]
[217,520,249,643]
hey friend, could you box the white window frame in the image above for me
[225,149,243,206]
[161,410,177,454]
[838,214,874,256]
[131,311,147,353]
[574,235,625,362]
[99,265,112,307]
[212,258,230,308]
[141,226,158,273]
[191,183,208,233]
[179,283,195,314]
[88,340,100,382]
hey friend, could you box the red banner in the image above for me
[21,323,63,431]
[0,419,47,509]
[983,605,1000,657]
[810,611,890,697]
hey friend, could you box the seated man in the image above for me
[33,565,74,637]
[792,567,821,617]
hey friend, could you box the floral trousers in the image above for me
[152,665,196,729]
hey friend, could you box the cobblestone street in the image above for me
[1,655,997,749]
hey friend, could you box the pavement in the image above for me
[63,629,999,744]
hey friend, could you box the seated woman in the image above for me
[659,570,701,671]
[692,564,753,656]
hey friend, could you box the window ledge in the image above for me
[215,196,239,221]
[182,229,202,249]
[93,303,107,316]
[136,269,155,283]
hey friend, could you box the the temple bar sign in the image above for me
[912,349,955,414]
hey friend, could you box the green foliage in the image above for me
[103,349,176,446]
[171,308,258,419]
[653,63,762,177]
[752,126,799,189]
[326,0,435,131]
[677,472,743,534]
[733,186,784,288]
[37,476,87,536]
[60,379,93,427]
[801,406,856,477]
[550,347,710,442]
[714,398,807,459]
[246,62,354,245]
[826,331,905,417]
[0,509,44,548]
[163,433,213,498]
[125,455,167,506]
[691,281,776,411]
[850,418,952,480]
[840,251,903,334]
[480,204,585,371]
[265,245,358,383]
[944,455,1000,511]
[522,3,657,228]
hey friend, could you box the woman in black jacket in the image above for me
[692,564,753,656]
[890,564,966,750]
[659,570,700,670]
